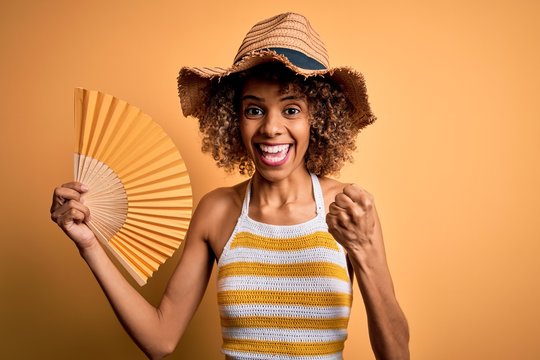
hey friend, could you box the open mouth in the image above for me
[256,143,291,165]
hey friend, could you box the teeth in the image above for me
[259,144,290,153]
[258,144,290,163]
[265,153,287,162]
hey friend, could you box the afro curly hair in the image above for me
[196,62,373,177]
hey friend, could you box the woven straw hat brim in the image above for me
[177,49,376,128]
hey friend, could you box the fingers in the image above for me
[51,199,91,226]
[327,205,358,229]
[51,182,88,213]
[326,212,358,239]
[327,183,376,233]
[342,184,374,209]
[333,191,355,209]
[327,183,382,255]
[331,184,373,215]
[62,181,89,192]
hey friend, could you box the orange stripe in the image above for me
[218,290,352,307]
[231,231,339,251]
[221,315,349,330]
[218,261,349,281]
[223,337,344,356]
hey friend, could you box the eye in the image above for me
[244,106,264,118]
[283,107,300,117]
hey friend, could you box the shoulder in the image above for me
[190,180,249,245]
[196,180,248,215]
[318,176,346,198]
[317,176,346,211]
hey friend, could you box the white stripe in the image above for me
[218,276,352,294]
[219,246,348,267]
[220,304,351,319]
[223,349,344,360]
[222,327,347,343]
[241,217,328,238]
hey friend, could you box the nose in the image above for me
[259,110,283,137]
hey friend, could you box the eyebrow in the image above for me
[241,94,305,102]
[241,95,263,102]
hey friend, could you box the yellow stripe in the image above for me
[218,261,349,281]
[231,231,339,251]
[223,338,344,356]
[221,316,349,330]
[218,290,352,307]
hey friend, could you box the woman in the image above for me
[50,12,409,360]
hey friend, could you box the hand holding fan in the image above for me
[74,88,192,285]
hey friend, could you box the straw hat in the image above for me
[177,12,375,127]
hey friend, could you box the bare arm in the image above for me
[326,184,410,360]
[51,182,216,359]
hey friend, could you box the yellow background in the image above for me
[1,0,539,359]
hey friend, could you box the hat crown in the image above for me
[178,12,374,129]
[233,12,330,69]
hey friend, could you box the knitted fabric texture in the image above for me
[217,174,352,360]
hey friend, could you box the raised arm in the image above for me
[50,182,215,359]
[326,183,410,360]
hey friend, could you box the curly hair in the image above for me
[197,62,370,177]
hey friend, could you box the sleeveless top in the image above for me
[216,174,353,360]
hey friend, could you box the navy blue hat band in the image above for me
[266,47,327,71]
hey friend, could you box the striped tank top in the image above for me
[217,174,353,360]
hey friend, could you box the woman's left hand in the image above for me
[326,184,383,263]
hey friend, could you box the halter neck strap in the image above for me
[241,173,325,218]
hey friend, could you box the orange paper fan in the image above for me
[74,88,192,285]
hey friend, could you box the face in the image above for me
[240,77,310,181]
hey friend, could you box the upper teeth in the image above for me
[260,144,290,153]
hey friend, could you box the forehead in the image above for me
[241,77,304,99]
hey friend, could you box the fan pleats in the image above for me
[74,88,192,285]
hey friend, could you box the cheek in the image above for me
[239,120,254,151]
[298,122,311,147]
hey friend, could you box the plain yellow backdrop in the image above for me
[1,0,539,359]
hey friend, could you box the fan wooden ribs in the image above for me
[74,88,192,285]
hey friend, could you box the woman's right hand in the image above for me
[50,182,98,251]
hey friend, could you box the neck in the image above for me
[250,168,312,208]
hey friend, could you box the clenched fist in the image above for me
[326,184,385,263]
[50,182,97,250]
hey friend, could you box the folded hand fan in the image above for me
[74,88,192,286]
